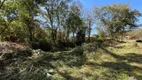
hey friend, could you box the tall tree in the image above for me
[85,12,95,42]
[42,0,71,43]
[55,1,70,40]
[0,0,18,40]
[16,0,40,41]
[94,3,141,39]
[65,4,83,42]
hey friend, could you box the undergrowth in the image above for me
[0,42,142,80]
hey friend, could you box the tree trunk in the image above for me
[46,8,56,44]
[59,27,62,40]
[29,27,33,41]
[66,30,69,41]
[0,0,6,9]
[51,29,55,43]
[72,32,75,42]
[88,21,91,42]
[88,27,91,42]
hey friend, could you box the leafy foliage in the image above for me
[94,3,141,39]
[0,1,142,80]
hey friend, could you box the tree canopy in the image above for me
[94,4,141,39]
[0,1,141,48]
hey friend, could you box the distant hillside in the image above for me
[125,29,142,40]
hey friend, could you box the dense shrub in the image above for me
[31,42,39,50]
[66,41,76,48]
[14,49,32,58]
[31,40,52,51]
[82,41,102,53]
[57,40,75,48]
[72,46,84,55]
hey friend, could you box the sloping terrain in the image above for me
[125,29,142,39]
[0,42,142,80]
[0,42,28,53]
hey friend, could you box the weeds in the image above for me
[0,42,142,80]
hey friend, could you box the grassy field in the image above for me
[1,42,142,80]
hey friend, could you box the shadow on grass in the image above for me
[30,51,86,80]
[57,71,82,80]
[126,53,142,63]
[101,62,142,72]
[102,47,142,64]
[0,49,86,80]
[33,51,86,68]
[101,47,142,80]
[100,62,142,80]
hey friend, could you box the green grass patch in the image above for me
[1,42,142,80]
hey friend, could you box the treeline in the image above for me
[0,0,141,51]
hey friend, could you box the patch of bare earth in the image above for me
[0,42,31,77]
[0,42,28,53]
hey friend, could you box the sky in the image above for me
[79,0,142,34]
[80,0,142,11]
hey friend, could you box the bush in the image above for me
[57,40,75,48]
[14,49,32,58]
[82,41,102,53]
[31,42,39,50]
[31,40,52,51]
[72,46,84,55]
